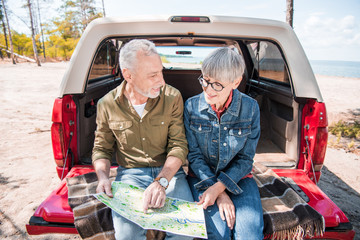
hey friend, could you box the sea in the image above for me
[165,57,360,79]
[309,60,360,78]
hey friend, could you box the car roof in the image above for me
[59,15,322,101]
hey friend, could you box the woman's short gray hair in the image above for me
[119,39,158,71]
[201,47,245,83]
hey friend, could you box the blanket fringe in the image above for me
[264,219,325,240]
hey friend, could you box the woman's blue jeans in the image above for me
[188,176,264,240]
[111,166,194,240]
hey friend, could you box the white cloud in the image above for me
[298,14,360,47]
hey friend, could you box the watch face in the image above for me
[159,177,168,188]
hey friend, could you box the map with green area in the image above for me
[94,181,207,239]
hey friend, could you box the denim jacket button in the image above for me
[223,143,227,146]
[224,127,227,130]
[238,129,242,135]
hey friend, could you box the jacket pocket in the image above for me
[228,124,251,155]
[189,120,212,155]
[109,120,132,145]
[150,117,169,148]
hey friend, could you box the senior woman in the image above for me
[184,47,264,239]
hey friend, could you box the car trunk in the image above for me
[26,166,354,238]
[27,69,354,238]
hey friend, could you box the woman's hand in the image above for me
[217,191,235,230]
[198,181,226,209]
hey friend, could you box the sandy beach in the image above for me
[0,61,359,239]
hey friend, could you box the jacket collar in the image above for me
[198,89,242,117]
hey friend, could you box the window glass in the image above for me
[156,46,218,70]
[247,41,289,84]
[88,39,120,80]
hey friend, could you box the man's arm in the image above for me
[93,158,113,197]
[142,156,182,213]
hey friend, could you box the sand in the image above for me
[0,62,359,239]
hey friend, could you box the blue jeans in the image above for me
[112,166,194,240]
[188,176,264,240]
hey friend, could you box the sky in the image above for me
[6,0,360,61]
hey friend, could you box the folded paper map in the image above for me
[94,181,207,239]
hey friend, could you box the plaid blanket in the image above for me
[67,163,324,240]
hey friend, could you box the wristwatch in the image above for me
[154,177,169,189]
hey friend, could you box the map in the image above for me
[94,181,207,239]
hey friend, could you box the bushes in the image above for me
[329,121,360,140]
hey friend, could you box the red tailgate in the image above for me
[273,169,355,239]
[26,166,95,235]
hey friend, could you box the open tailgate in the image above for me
[273,169,355,239]
[26,166,94,235]
[27,166,354,239]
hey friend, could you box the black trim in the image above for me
[325,222,353,232]
[29,216,75,228]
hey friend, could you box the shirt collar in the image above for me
[114,80,163,109]
[211,90,233,118]
[199,89,242,117]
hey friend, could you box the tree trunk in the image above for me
[36,0,46,60]
[1,10,9,57]
[1,0,15,64]
[101,0,105,17]
[286,0,294,28]
[27,0,41,66]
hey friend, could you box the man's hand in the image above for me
[143,181,166,213]
[93,159,113,197]
[217,192,235,230]
[96,178,113,197]
[198,181,226,209]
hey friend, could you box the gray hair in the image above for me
[119,39,158,71]
[201,47,245,83]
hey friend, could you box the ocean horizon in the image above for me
[309,60,360,79]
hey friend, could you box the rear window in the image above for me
[247,41,290,84]
[88,39,122,82]
[156,46,217,70]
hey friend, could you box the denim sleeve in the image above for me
[184,100,217,191]
[217,102,260,195]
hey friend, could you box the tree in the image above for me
[36,0,45,59]
[27,0,41,66]
[1,1,9,58]
[1,0,15,64]
[286,0,294,28]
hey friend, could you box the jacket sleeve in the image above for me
[92,97,115,163]
[184,99,217,191]
[217,101,260,195]
[166,92,189,164]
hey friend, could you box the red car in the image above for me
[26,15,355,239]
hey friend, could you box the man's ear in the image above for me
[122,68,131,81]
[232,77,242,89]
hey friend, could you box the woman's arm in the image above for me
[184,99,218,191]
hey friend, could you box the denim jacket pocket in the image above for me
[228,124,251,155]
[189,120,212,155]
[109,120,132,145]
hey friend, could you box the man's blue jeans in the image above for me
[111,166,194,240]
[188,176,264,240]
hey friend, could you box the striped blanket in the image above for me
[67,163,324,240]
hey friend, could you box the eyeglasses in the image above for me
[198,75,225,92]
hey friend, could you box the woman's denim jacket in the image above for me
[184,89,260,195]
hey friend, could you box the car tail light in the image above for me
[51,95,77,179]
[299,99,328,183]
[170,16,210,23]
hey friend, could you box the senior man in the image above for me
[92,39,193,240]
